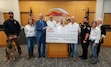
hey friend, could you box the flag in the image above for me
[30,7,34,20]
[86,8,89,20]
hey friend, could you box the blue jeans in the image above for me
[37,35,46,57]
[26,37,35,53]
[71,43,77,57]
[90,40,98,61]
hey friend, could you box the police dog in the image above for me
[5,40,17,61]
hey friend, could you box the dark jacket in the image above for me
[81,23,91,41]
[100,25,106,43]
[3,19,21,36]
[36,20,47,38]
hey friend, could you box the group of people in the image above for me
[3,11,106,64]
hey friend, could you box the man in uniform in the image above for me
[3,11,22,61]
[79,17,91,60]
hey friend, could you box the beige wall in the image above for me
[0,0,21,24]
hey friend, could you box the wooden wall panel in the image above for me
[3,13,9,21]
[0,32,6,46]
[102,32,111,47]
[47,43,68,58]
[89,12,95,25]
[104,13,111,26]
[19,1,96,25]
[20,12,29,26]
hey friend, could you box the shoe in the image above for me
[90,60,97,64]
[42,55,46,57]
[81,57,87,60]
[79,55,83,58]
[89,55,93,58]
[73,57,76,61]
[97,59,100,62]
[38,56,41,58]
[27,56,31,60]
[32,55,35,57]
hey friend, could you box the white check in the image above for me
[46,27,78,43]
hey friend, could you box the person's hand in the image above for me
[83,40,86,43]
[43,27,47,30]
[13,35,17,39]
[93,43,96,47]
[99,37,102,42]
[8,35,13,40]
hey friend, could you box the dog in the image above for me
[5,40,18,61]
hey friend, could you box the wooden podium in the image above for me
[47,43,68,58]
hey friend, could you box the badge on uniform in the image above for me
[14,21,16,24]
[84,26,86,29]
[87,27,90,30]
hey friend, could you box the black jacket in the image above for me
[81,23,91,41]
[3,19,21,36]
[100,25,106,43]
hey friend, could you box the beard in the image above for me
[9,16,13,18]
[83,22,88,24]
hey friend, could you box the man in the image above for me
[96,18,106,57]
[79,17,91,60]
[67,16,80,61]
[3,11,22,61]
[47,15,56,27]
[36,13,47,58]
[66,19,72,56]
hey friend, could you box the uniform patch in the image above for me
[87,27,90,30]
[14,21,16,24]
[84,26,86,29]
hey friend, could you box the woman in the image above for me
[24,18,36,60]
[56,19,65,27]
[89,21,101,64]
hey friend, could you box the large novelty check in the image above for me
[46,27,78,43]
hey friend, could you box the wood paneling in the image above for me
[47,43,68,58]
[0,31,6,46]
[104,13,111,27]
[19,1,96,25]
[20,12,29,26]
[89,12,95,25]
[3,13,9,21]
[102,32,111,47]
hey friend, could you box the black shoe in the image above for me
[89,55,93,58]
[38,56,41,58]
[81,57,87,60]
[42,55,46,57]
[90,60,97,64]
[79,55,83,58]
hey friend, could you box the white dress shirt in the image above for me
[24,24,36,37]
[56,22,65,27]
[89,27,101,43]
[47,20,56,27]
[67,22,80,33]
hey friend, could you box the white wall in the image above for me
[0,12,4,25]
[95,0,111,22]
[104,0,111,13]
[0,0,21,25]
[95,0,104,20]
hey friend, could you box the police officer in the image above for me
[79,17,91,60]
[3,11,22,61]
